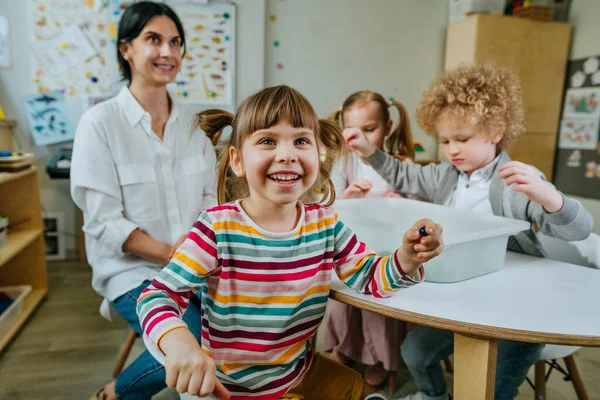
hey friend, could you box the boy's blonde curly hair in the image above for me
[415,63,525,150]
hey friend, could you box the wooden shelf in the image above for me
[0,229,43,269]
[0,288,47,352]
[0,167,36,186]
[0,124,46,355]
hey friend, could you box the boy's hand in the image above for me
[343,180,373,199]
[383,191,401,198]
[160,329,231,399]
[342,127,377,158]
[396,219,444,277]
[498,161,564,213]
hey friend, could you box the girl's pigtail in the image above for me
[317,119,347,206]
[194,109,235,204]
[385,101,415,160]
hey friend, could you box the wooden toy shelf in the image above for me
[0,167,48,353]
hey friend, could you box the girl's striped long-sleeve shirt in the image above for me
[137,201,424,400]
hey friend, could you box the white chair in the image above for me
[143,334,216,400]
[527,232,600,400]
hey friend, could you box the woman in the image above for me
[70,3,216,399]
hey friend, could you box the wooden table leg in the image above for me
[564,355,589,400]
[454,333,498,400]
[534,361,546,400]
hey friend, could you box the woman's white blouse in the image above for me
[70,86,217,301]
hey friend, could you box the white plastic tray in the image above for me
[333,198,531,282]
[0,285,32,340]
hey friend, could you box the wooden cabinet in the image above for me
[0,168,47,352]
[445,14,572,179]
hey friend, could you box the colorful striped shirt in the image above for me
[137,201,424,400]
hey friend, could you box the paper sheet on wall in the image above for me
[558,118,600,150]
[23,91,74,146]
[0,16,11,69]
[553,56,600,200]
[28,0,235,107]
[562,87,600,119]
[31,25,97,76]
[166,2,235,105]
[29,0,117,97]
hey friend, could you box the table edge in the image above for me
[329,290,600,347]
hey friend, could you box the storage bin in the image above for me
[333,198,530,282]
[0,285,32,340]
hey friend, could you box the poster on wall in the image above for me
[558,118,599,150]
[28,0,116,97]
[562,88,600,119]
[31,25,97,76]
[0,15,11,69]
[22,91,73,146]
[28,0,236,108]
[164,2,235,105]
[554,56,600,200]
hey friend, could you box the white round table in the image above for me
[329,251,600,400]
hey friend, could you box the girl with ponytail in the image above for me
[137,85,444,400]
[325,90,417,387]
[329,91,415,199]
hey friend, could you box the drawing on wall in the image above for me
[569,56,600,88]
[23,92,73,146]
[0,15,11,69]
[28,0,235,107]
[29,0,116,96]
[558,118,599,150]
[164,2,235,105]
[566,150,582,168]
[562,88,600,119]
[554,55,600,200]
[31,25,97,76]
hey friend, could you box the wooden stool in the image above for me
[112,329,140,378]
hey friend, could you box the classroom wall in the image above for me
[264,0,448,161]
[0,0,597,258]
[568,0,600,234]
[0,0,266,256]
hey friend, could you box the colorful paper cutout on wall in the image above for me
[558,118,599,150]
[563,88,600,119]
[23,91,74,146]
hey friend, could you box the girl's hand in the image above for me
[343,180,373,199]
[342,127,377,158]
[383,191,401,198]
[160,329,231,399]
[498,161,564,213]
[395,219,444,276]
[169,234,188,260]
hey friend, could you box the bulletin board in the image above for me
[553,56,600,200]
[27,0,235,106]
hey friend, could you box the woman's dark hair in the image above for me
[117,1,186,83]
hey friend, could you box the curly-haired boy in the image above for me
[343,64,593,400]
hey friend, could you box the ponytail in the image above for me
[327,107,343,128]
[385,100,415,160]
[314,119,347,207]
[194,109,234,146]
[193,109,238,205]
